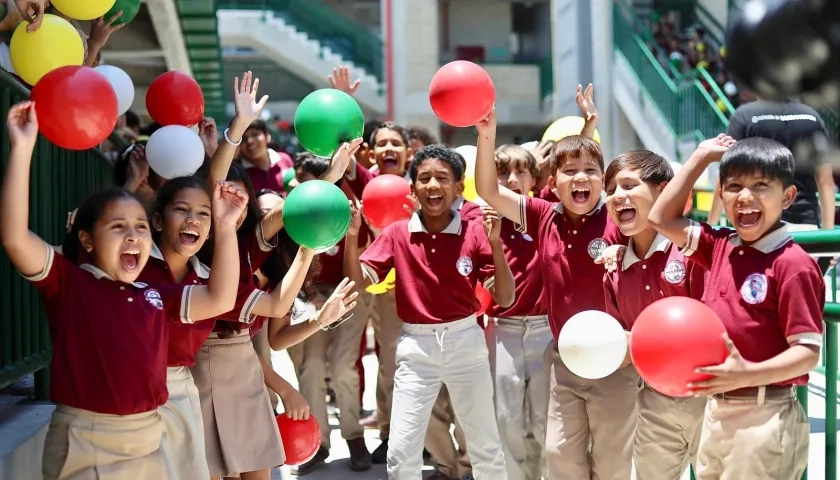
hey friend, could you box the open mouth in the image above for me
[120,248,141,272]
[427,194,443,208]
[615,204,637,224]
[735,207,762,228]
[571,187,591,205]
[382,154,399,170]
[178,228,200,246]
[510,187,522,195]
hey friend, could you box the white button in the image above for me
[739,250,744,255]
[432,235,436,240]
[127,297,133,302]
[193,280,198,284]
[642,265,647,270]
[511,235,515,239]
[567,244,572,249]
[659,290,664,295]
[645,285,650,291]
[119,286,125,290]
[573,230,577,234]
[431,249,436,253]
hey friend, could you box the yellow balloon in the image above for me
[463,176,478,202]
[51,0,116,21]
[366,268,396,294]
[10,15,84,86]
[542,116,601,144]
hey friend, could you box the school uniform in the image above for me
[29,245,195,480]
[138,245,214,480]
[516,195,638,480]
[681,222,824,480]
[480,217,550,480]
[603,234,707,480]
[361,211,507,480]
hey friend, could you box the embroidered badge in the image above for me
[456,255,474,276]
[587,238,608,259]
[144,289,164,310]
[663,259,686,284]
[741,273,768,305]
[522,233,533,242]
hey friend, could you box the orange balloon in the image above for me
[475,283,493,316]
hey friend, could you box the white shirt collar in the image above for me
[150,242,211,279]
[407,211,463,235]
[729,223,792,254]
[240,149,282,171]
[622,233,672,270]
[552,198,605,216]
[79,264,148,288]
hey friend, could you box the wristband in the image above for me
[224,128,243,146]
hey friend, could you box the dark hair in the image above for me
[604,149,673,193]
[369,121,409,147]
[140,122,163,137]
[151,176,210,242]
[409,145,465,182]
[112,144,164,192]
[362,120,381,146]
[406,125,438,147]
[719,138,795,187]
[247,119,269,135]
[294,152,331,178]
[63,188,144,264]
[495,144,539,178]
[124,111,140,129]
[548,135,605,175]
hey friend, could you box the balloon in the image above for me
[429,61,495,127]
[475,283,492,316]
[105,0,142,25]
[542,116,601,144]
[669,162,694,215]
[276,415,321,466]
[520,141,538,151]
[145,126,205,179]
[462,177,478,202]
[94,65,135,115]
[557,310,627,379]
[31,66,118,151]
[294,89,364,157]
[283,180,352,250]
[361,174,413,229]
[51,0,116,20]
[631,297,728,397]
[282,168,296,192]
[454,145,477,178]
[146,71,204,127]
[366,268,396,294]
[10,14,84,86]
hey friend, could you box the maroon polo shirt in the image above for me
[27,245,195,415]
[360,211,495,324]
[316,221,373,286]
[481,217,546,318]
[604,235,706,330]
[517,196,626,338]
[536,185,560,202]
[242,149,295,195]
[455,197,483,223]
[682,221,825,386]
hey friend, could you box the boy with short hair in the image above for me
[475,109,638,480]
[345,145,515,479]
[648,136,824,480]
[601,149,707,479]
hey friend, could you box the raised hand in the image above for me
[88,12,126,52]
[347,202,363,237]
[234,71,269,123]
[14,0,46,32]
[7,101,38,150]
[198,117,219,156]
[475,107,497,136]
[326,138,364,182]
[212,181,249,228]
[697,134,737,162]
[576,83,598,123]
[481,205,502,242]
[328,65,361,95]
[316,277,360,327]
[527,140,553,172]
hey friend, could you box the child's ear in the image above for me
[78,231,94,253]
[658,181,669,193]
[781,184,797,210]
[547,175,558,195]
[410,183,416,196]
[457,180,464,195]
[152,212,163,232]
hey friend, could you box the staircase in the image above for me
[216,0,386,116]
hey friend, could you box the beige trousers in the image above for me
[372,289,404,439]
[544,344,639,480]
[424,385,471,478]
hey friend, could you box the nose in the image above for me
[507,171,519,185]
[427,177,441,189]
[737,187,755,203]
[611,188,629,204]
[573,170,588,182]
[185,211,200,225]
[125,228,143,243]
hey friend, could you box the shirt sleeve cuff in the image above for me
[180,285,195,324]
[22,241,55,282]
[483,276,495,291]
[514,195,527,234]
[787,332,823,348]
[361,263,379,285]
[256,221,279,252]
[240,290,264,324]
[679,220,701,257]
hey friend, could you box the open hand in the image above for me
[327,138,364,182]
[576,83,598,123]
[317,277,360,327]
[481,205,501,242]
[88,12,126,52]
[198,117,219,156]
[403,194,420,216]
[697,134,736,162]
[212,181,249,228]
[688,333,755,396]
[328,65,361,95]
[527,140,553,172]
[475,107,497,137]
[7,101,38,150]
[595,244,627,273]
[347,202,363,237]
[234,71,269,124]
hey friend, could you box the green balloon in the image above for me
[282,168,296,192]
[105,0,141,25]
[294,89,364,158]
[282,180,351,250]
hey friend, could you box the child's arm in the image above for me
[474,109,523,223]
[207,71,268,186]
[267,280,359,350]
[344,204,394,290]
[576,83,599,140]
[0,102,51,277]
[258,355,310,420]
[252,247,317,319]
[481,207,515,308]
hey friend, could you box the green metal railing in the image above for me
[217,0,384,83]
[176,0,227,122]
[0,71,113,396]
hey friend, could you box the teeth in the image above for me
[737,208,760,214]
[615,205,634,212]
[124,249,139,255]
[429,195,442,199]
[572,188,590,193]
[181,229,199,236]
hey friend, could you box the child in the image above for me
[475,108,638,480]
[0,102,243,479]
[648,136,823,480]
[600,150,707,479]
[345,145,515,479]
[481,144,550,480]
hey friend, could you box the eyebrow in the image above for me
[172,200,212,209]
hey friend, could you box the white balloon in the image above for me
[455,145,477,178]
[146,125,205,179]
[669,161,683,175]
[557,310,628,379]
[520,141,538,151]
[94,65,135,115]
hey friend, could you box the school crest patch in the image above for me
[741,273,768,305]
[144,289,164,310]
[522,233,533,242]
[587,238,608,259]
[456,255,473,276]
[663,259,686,284]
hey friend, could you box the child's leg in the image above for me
[695,389,809,480]
[425,387,461,478]
[544,345,592,480]
[297,330,333,449]
[372,290,403,441]
[443,321,506,479]
[386,329,445,480]
[522,318,552,480]
[584,365,639,480]
[328,295,370,442]
[634,386,704,479]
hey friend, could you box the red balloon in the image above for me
[31,66,118,151]
[684,195,693,216]
[146,71,204,127]
[429,61,495,127]
[475,283,493,316]
[276,415,321,466]
[361,174,413,229]
[631,297,728,397]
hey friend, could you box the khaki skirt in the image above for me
[42,405,167,480]
[191,331,285,477]
[159,366,211,480]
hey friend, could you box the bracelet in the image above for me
[312,312,329,331]
[223,128,243,146]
